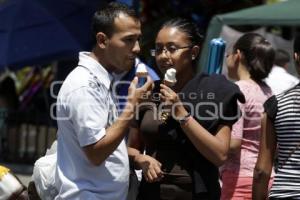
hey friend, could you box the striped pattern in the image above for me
[269,84,300,199]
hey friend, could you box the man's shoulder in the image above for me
[284,72,299,83]
[59,66,107,97]
[64,67,92,86]
[270,66,297,79]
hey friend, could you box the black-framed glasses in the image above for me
[150,45,193,57]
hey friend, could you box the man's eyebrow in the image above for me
[122,33,141,39]
[125,31,142,36]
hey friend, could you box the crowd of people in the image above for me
[1,1,300,200]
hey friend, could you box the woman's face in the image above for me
[155,27,194,75]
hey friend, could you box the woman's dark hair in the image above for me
[233,33,275,82]
[161,18,204,60]
[91,2,138,42]
[294,34,300,54]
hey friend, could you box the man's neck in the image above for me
[89,50,115,73]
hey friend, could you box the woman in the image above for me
[253,34,300,199]
[128,18,244,200]
[220,33,275,200]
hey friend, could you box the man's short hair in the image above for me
[274,49,290,67]
[91,2,138,42]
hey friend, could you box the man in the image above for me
[265,49,299,95]
[54,2,152,199]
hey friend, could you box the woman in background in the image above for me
[220,33,275,200]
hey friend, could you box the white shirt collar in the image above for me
[78,51,113,89]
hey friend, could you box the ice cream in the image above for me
[136,62,148,77]
[164,68,177,87]
[135,60,148,88]
[159,68,177,123]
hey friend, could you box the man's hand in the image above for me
[127,76,153,106]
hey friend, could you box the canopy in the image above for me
[199,0,300,71]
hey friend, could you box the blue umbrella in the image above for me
[0,0,103,70]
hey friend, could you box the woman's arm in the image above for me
[175,104,231,166]
[252,113,276,200]
[228,102,244,156]
[160,84,232,166]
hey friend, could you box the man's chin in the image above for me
[112,61,133,73]
[125,60,135,70]
[114,69,125,74]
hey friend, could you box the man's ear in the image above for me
[96,32,108,49]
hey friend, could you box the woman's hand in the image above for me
[159,84,188,118]
[134,154,164,183]
[159,84,179,104]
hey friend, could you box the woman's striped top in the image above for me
[265,83,300,199]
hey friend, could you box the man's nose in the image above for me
[132,40,140,54]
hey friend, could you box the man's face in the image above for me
[105,13,141,73]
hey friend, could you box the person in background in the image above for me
[265,49,299,95]
[128,18,244,200]
[220,33,275,200]
[0,75,19,156]
[54,2,153,200]
[253,34,300,200]
[0,76,19,110]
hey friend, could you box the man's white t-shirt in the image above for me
[265,65,299,95]
[54,52,129,200]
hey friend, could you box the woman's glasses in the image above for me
[150,45,192,57]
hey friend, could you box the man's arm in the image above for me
[83,103,134,165]
[83,76,153,166]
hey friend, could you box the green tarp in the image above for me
[199,0,300,72]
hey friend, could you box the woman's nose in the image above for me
[160,48,171,59]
